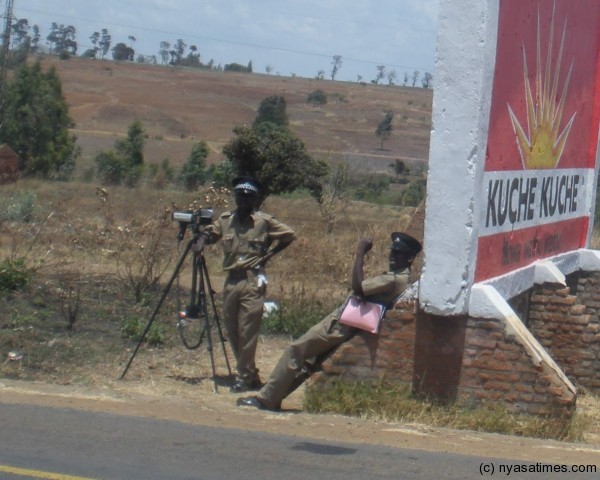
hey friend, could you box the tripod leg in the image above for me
[201,256,232,376]
[203,315,219,393]
[197,257,219,392]
[177,254,207,350]
[119,238,194,380]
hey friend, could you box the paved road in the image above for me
[0,403,598,480]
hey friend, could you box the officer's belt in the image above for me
[227,269,258,280]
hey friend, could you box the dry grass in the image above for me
[305,381,587,442]
[35,56,432,174]
[1,178,600,444]
[0,178,415,372]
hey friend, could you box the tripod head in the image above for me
[173,208,214,241]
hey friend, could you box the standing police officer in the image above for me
[193,177,296,393]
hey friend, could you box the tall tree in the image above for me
[222,123,327,202]
[30,25,41,53]
[387,69,397,86]
[99,29,111,59]
[95,120,145,187]
[373,65,385,84]
[182,45,201,67]
[411,70,420,87]
[116,119,145,166]
[0,62,79,178]
[169,38,186,65]
[11,19,30,49]
[375,110,393,150]
[422,72,433,88]
[46,22,59,53]
[89,31,100,57]
[330,54,342,80]
[46,24,77,57]
[112,42,134,61]
[179,141,209,190]
[159,41,170,64]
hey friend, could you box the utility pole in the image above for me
[0,0,14,132]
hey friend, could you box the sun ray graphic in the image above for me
[507,3,576,170]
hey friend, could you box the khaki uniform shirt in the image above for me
[205,210,296,271]
[360,269,410,307]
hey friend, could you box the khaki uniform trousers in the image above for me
[222,271,265,383]
[257,308,355,409]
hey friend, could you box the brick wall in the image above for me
[458,315,575,415]
[529,272,600,392]
[313,292,579,416]
[312,304,417,386]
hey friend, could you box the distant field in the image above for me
[38,56,433,174]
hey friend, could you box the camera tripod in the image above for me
[119,234,232,392]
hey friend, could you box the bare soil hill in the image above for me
[39,56,432,174]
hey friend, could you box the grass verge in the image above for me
[304,380,585,442]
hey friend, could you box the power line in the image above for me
[14,5,435,74]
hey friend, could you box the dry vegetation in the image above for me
[0,177,416,375]
[0,56,427,396]
[38,56,432,178]
[1,57,599,445]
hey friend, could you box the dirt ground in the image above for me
[1,334,599,468]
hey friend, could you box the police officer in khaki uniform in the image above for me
[236,232,421,410]
[193,177,296,393]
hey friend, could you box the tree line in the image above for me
[314,56,433,88]
[5,18,251,71]
[6,18,431,86]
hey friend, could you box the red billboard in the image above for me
[475,0,600,282]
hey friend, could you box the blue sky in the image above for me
[13,0,439,82]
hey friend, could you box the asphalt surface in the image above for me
[0,379,599,479]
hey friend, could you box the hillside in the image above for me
[38,56,433,175]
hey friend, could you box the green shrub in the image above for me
[400,179,426,206]
[307,89,327,105]
[351,174,390,202]
[261,298,333,338]
[0,191,36,222]
[0,257,33,291]
[121,316,165,345]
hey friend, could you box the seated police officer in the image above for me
[237,232,422,411]
[193,176,296,393]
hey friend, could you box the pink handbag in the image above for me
[338,296,386,333]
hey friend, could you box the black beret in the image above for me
[390,232,422,254]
